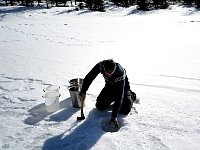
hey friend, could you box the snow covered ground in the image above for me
[0,3,200,150]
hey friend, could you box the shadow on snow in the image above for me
[24,97,79,125]
[42,108,112,150]
[0,5,47,14]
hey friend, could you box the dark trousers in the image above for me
[119,90,136,115]
[96,85,136,115]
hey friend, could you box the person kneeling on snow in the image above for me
[79,59,136,128]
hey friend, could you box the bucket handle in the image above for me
[43,86,60,92]
[68,80,83,84]
[67,85,82,89]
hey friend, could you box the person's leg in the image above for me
[96,85,114,111]
[130,90,137,102]
[119,96,132,115]
[119,90,136,115]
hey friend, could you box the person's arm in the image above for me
[124,75,132,96]
[111,79,125,118]
[108,79,125,128]
[80,63,101,95]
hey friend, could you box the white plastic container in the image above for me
[43,85,60,93]
[43,92,60,113]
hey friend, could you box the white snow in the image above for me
[0,3,200,150]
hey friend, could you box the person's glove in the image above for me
[79,92,86,102]
[109,117,119,128]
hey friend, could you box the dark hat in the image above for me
[104,59,116,74]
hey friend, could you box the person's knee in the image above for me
[95,100,108,111]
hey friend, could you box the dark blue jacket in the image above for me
[80,60,131,118]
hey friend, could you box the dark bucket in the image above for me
[68,86,85,108]
[69,78,83,86]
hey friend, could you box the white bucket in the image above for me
[43,92,60,113]
[43,85,60,93]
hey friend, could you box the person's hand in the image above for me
[109,117,119,128]
[79,93,86,102]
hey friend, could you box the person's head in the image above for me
[103,59,116,77]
